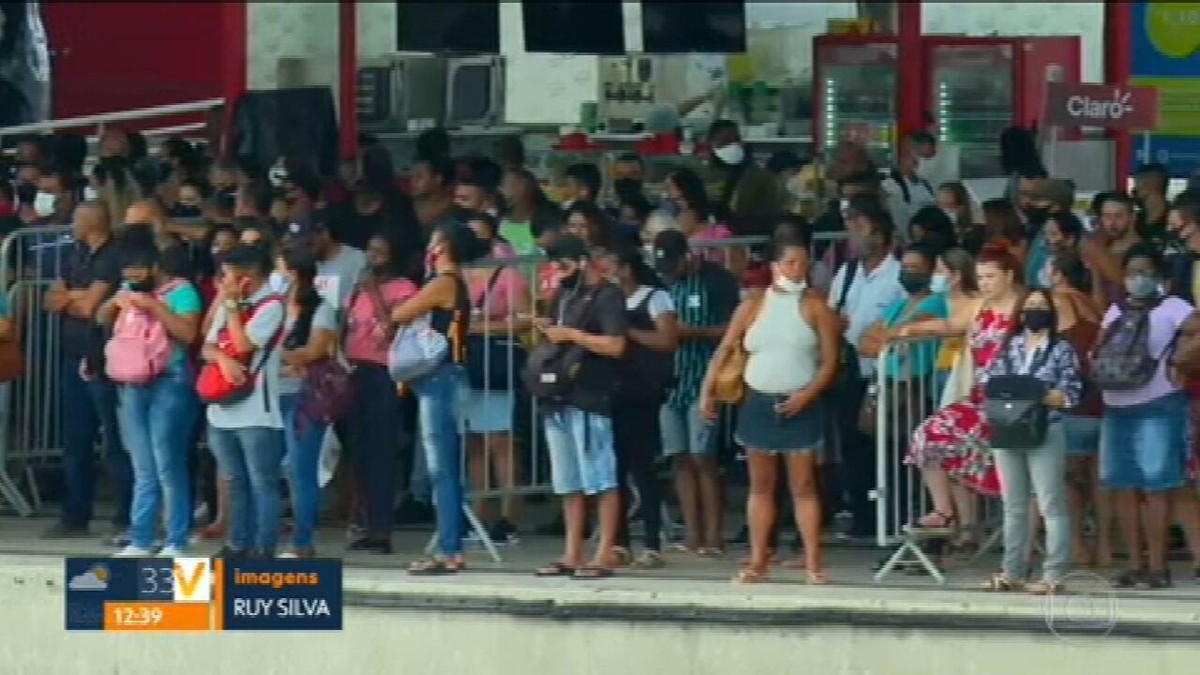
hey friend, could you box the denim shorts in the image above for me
[1101,391,1189,492]
[660,402,716,457]
[1061,414,1101,456]
[734,389,823,453]
[543,407,618,495]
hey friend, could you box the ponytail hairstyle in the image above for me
[281,244,322,350]
[615,245,665,289]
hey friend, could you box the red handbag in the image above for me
[196,296,282,404]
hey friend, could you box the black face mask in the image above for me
[1022,308,1054,332]
[1024,207,1050,231]
[15,182,36,205]
[613,177,643,200]
[170,205,202,218]
[899,271,931,294]
[128,279,155,293]
[558,271,582,290]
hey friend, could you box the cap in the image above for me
[652,229,689,272]
[545,234,590,261]
[1031,179,1075,210]
[284,213,328,239]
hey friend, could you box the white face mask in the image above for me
[772,263,806,293]
[930,273,949,293]
[83,186,99,201]
[268,166,288,188]
[268,271,290,294]
[714,142,745,166]
[33,192,57,217]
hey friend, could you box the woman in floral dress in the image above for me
[895,244,1025,539]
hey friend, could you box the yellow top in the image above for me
[936,335,965,370]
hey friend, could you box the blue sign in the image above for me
[221,559,343,631]
[1134,135,1200,175]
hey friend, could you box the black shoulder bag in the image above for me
[830,259,862,396]
[984,340,1054,449]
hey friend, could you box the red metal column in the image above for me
[338,0,358,161]
[219,1,248,159]
[1106,0,1133,188]
[897,1,923,137]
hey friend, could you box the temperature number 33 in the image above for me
[140,566,175,595]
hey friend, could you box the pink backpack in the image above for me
[105,280,185,385]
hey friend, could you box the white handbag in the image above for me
[939,341,974,409]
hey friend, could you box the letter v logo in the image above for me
[173,558,212,603]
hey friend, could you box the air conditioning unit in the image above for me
[355,56,447,129]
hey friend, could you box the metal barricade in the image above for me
[871,337,947,583]
[0,226,77,515]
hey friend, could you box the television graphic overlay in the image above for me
[65,558,343,632]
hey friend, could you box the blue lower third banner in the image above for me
[222,559,343,631]
[64,558,343,632]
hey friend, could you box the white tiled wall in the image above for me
[923,2,1105,82]
[246,2,339,90]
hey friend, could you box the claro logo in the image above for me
[1046,84,1158,131]
[1065,90,1136,121]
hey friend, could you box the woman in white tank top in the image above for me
[700,225,841,584]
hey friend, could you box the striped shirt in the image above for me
[666,261,740,409]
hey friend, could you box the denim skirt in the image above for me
[735,388,824,453]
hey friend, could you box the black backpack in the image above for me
[617,288,675,398]
[984,341,1054,450]
[523,286,600,401]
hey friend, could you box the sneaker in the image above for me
[346,537,392,555]
[106,531,132,548]
[158,545,186,558]
[114,545,153,558]
[278,546,315,559]
[41,523,91,539]
[213,546,250,559]
[488,518,520,545]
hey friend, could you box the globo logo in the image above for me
[1146,2,1200,59]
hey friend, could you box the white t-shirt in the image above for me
[627,286,676,318]
[205,285,286,430]
[882,172,936,240]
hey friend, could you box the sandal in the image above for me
[806,570,829,585]
[982,574,1019,592]
[572,566,614,580]
[696,547,725,559]
[608,546,632,568]
[669,543,697,554]
[1025,580,1065,595]
[909,511,957,533]
[1109,569,1141,589]
[631,550,666,569]
[781,557,807,570]
[534,562,577,577]
[408,557,465,576]
[732,566,769,584]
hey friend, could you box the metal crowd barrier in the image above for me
[0,227,845,530]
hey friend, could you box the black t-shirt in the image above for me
[548,281,627,413]
[62,237,121,362]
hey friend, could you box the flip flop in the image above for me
[534,562,577,577]
[572,566,614,580]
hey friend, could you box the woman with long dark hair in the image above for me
[276,246,338,558]
[611,246,679,568]
[393,224,490,574]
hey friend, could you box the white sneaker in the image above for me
[114,545,153,558]
[158,545,185,558]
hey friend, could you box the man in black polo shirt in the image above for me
[42,201,129,540]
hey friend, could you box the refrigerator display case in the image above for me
[813,36,900,168]
[924,37,1081,178]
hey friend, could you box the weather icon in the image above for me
[68,563,110,591]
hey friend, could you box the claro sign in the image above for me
[1044,84,1159,130]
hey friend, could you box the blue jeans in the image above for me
[411,363,465,556]
[207,425,286,554]
[61,356,130,529]
[993,422,1070,583]
[280,393,327,549]
[117,364,197,550]
[1101,391,1189,491]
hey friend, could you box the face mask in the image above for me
[930,273,949,293]
[558,271,582,290]
[83,186,99,201]
[268,166,288,187]
[33,192,56,217]
[127,279,155,293]
[15,182,36,205]
[941,207,958,221]
[1024,207,1050,229]
[1126,273,1159,300]
[713,142,745,166]
[899,271,931,294]
[1022,308,1054,332]
[268,271,290,294]
[771,263,806,293]
[613,178,642,200]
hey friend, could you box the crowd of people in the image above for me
[1,119,1199,591]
